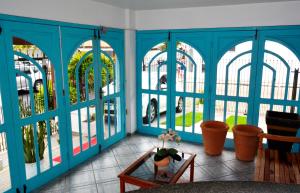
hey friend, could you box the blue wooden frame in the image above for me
[0,14,126,193]
[136,27,300,151]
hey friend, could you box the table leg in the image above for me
[190,158,194,182]
[120,179,125,193]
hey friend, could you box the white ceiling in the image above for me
[92,0,299,10]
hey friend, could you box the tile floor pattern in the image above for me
[35,134,255,193]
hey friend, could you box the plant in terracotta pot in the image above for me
[154,129,182,167]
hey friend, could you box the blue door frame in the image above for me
[3,20,69,192]
[0,14,126,193]
[136,27,300,150]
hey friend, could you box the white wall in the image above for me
[135,1,300,30]
[0,0,127,28]
[124,10,137,133]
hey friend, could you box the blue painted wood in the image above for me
[60,26,100,169]
[100,28,126,146]
[2,20,69,192]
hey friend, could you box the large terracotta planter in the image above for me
[201,121,229,156]
[233,125,262,161]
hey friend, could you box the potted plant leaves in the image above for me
[154,129,182,167]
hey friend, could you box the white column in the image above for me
[124,9,136,134]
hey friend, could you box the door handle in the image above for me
[99,87,103,100]
[23,184,27,193]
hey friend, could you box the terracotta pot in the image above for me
[201,121,229,156]
[233,125,262,161]
[154,156,170,167]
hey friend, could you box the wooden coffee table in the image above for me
[118,147,196,193]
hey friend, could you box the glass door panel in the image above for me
[256,39,300,132]
[214,41,253,137]
[141,42,168,129]
[173,41,205,135]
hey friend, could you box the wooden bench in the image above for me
[255,133,300,184]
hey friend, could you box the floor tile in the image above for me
[35,134,257,192]
[66,170,95,188]
[202,163,235,178]
[223,159,255,173]
[97,180,120,193]
[94,167,121,183]
[64,184,98,193]
[91,155,118,169]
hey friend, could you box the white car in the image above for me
[15,63,43,92]
[102,72,183,123]
[141,72,183,123]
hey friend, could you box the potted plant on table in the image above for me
[154,129,182,167]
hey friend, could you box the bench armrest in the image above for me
[258,133,300,150]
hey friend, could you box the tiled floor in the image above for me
[35,134,255,193]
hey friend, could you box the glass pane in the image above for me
[68,40,93,104]
[88,67,95,101]
[115,97,122,134]
[101,41,119,94]
[142,43,167,90]
[89,105,97,147]
[216,41,253,96]
[260,66,273,99]
[194,98,204,134]
[215,100,224,122]
[258,104,270,133]
[225,101,236,131]
[176,42,205,93]
[239,66,251,97]
[0,133,11,192]
[264,40,300,101]
[14,37,57,118]
[22,124,37,179]
[107,100,115,137]
[71,110,80,156]
[142,93,150,127]
[158,95,167,130]
[103,99,109,140]
[80,107,89,151]
[37,120,50,173]
[50,117,61,166]
[175,97,184,132]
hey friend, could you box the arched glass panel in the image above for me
[141,42,168,129]
[13,37,61,179]
[215,41,253,134]
[101,40,122,140]
[258,40,300,131]
[68,40,97,155]
[174,41,205,134]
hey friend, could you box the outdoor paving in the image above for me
[35,134,255,193]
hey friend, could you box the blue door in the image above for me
[137,31,212,143]
[61,27,102,167]
[210,30,257,145]
[3,21,68,192]
[253,29,300,141]
[0,21,20,193]
[169,32,212,142]
[100,28,126,149]
[61,27,126,167]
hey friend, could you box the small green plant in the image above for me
[20,102,47,163]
